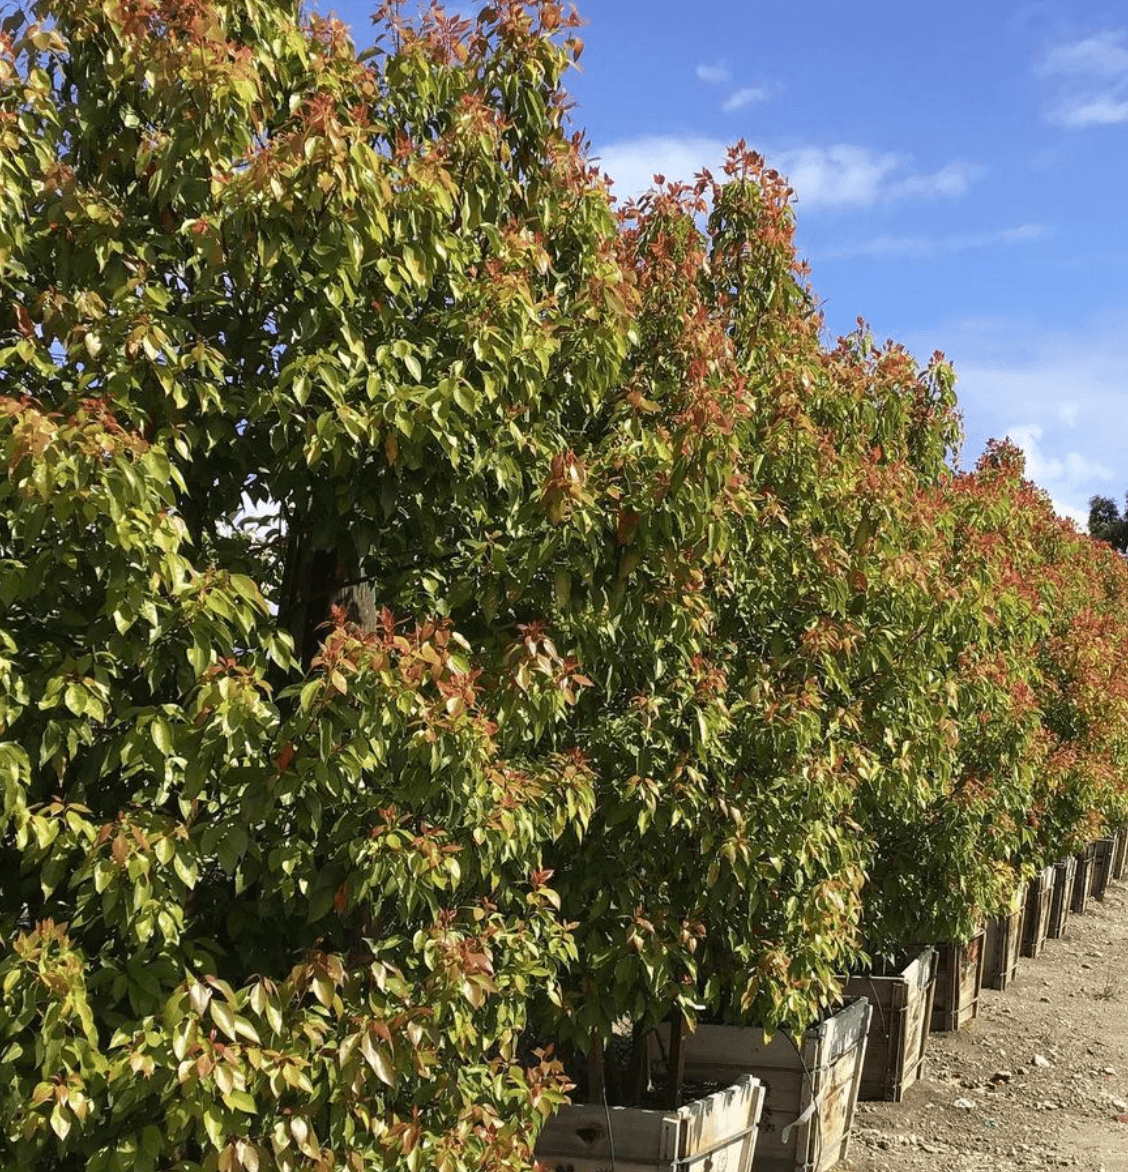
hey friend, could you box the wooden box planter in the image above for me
[1048,856,1076,939]
[535,1074,765,1172]
[649,998,872,1172]
[1113,826,1128,882]
[842,947,937,1102]
[929,930,985,1033]
[1071,844,1095,915]
[1021,864,1055,958]
[983,886,1027,992]
[1090,836,1117,901]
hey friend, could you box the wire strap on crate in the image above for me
[671,1119,761,1168]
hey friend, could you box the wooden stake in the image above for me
[586,1030,605,1105]
[668,1006,686,1110]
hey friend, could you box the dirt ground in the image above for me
[842,879,1128,1172]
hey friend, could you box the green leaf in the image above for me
[210,1000,237,1041]
[224,1089,257,1114]
[151,718,173,755]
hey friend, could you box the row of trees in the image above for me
[2,2,1127,1169]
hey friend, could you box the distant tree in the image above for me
[1089,494,1128,553]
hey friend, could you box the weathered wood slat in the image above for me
[1071,845,1095,915]
[1112,827,1128,882]
[844,947,936,1101]
[983,885,1026,991]
[929,931,984,1033]
[1021,864,1055,958]
[649,998,872,1172]
[1090,836,1116,901]
[535,1073,765,1172]
[1048,855,1076,939]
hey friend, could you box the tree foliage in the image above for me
[1088,492,1128,554]
[1,2,622,1167]
[3,1,1128,1168]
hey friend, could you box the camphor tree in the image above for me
[531,153,971,1097]
[0,0,976,1146]
[7,0,1128,1166]
[859,442,1128,956]
[0,1,640,1168]
[857,441,1047,954]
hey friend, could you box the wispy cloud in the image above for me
[1038,30,1128,127]
[1055,96,1128,126]
[771,146,980,211]
[722,86,769,112]
[696,61,731,86]
[1044,32,1128,77]
[594,136,980,207]
[889,161,982,200]
[820,223,1044,261]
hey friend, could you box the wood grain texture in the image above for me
[844,947,936,1102]
[535,1074,765,1172]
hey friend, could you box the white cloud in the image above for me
[1039,30,1128,127]
[696,61,731,85]
[1006,422,1113,484]
[1004,424,1108,527]
[772,144,900,208]
[819,223,1044,261]
[889,161,982,200]
[1051,498,1090,527]
[771,146,980,211]
[1043,31,1128,78]
[1054,97,1128,127]
[594,135,728,199]
[722,86,769,112]
[594,135,981,207]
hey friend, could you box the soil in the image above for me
[842,880,1128,1172]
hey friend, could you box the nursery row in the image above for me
[536,828,1128,1172]
[2,3,1128,1171]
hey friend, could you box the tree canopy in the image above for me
[1089,493,1128,554]
[3,2,1128,1170]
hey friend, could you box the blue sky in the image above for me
[326,1,1128,524]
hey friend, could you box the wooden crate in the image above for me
[1091,836,1116,901]
[983,885,1027,992]
[1113,827,1128,882]
[535,1074,765,1172]
[1047,855,1076,938]
[1071,844,1095,915]
[1021,864,1055,958]
[930,930,985,1033]
[649,998,872,1172]
[842,947,936,1102]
